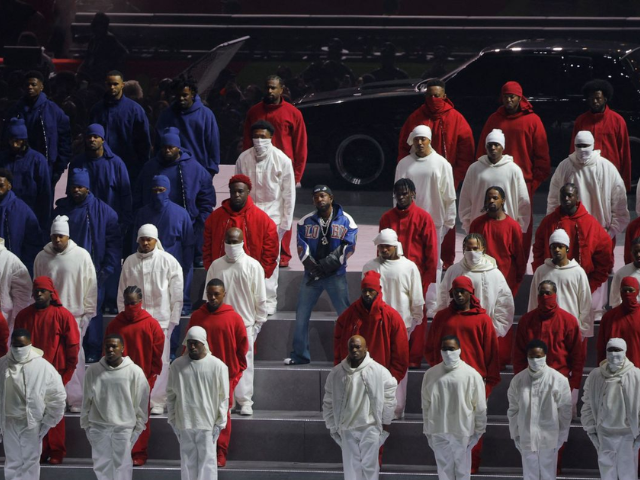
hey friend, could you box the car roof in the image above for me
[480,38,640,56]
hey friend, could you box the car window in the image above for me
[593,55,640,110]
[563,56,594,97]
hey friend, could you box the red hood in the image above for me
[554,201,589,220]
[221,195,256,216]
[495,97,534,117]
[197,303,237,316]
[421,97,455,117]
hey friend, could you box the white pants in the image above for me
[429,433,472,480]
[591,282,608,324]
[596,428,638,480]
[86,424,134,480]
[340,425,383,480]
[394,331,410,418]
[521,448,557,480]
[426,226,446,317]
[265,257,280,315]
[66,319,88,408]
[4,416,42,480]
[178,429,217,480]
[151,324,176,409]
[235,325,255,407]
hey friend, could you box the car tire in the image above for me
[330,133,391,188]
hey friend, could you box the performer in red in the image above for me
[469,186,526,295]
[379,177,438,367]
[203,175,278,278]
[570,79,631,190]
[14,276,80,464]
[186,278,248,467]
[532,183,612,295]
[476,81,551,253]
[242,75,308,267]
[597,276,640,367]
[424,275,500,473]
[397,79,475,269]
[333,271,409,384]
[624,218,640,265]
[0,312,9,357]
[105,285,164,466]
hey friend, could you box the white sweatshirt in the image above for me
[81,356,149,436]
[421,360,487,438]
[323,353,397,435]
[507,365,572,451]
[204,252,267,328]
[0,239,31,328]
[235,145,296,233]
[609,263,640,308]
[0,346,66,431]
[458,154,531,234]
[362,256,424,331]
[438,255,514,337]
[33,240,97,325]
[118,248,184,329]
[166,353,229,431]
[528,258,593,337]
[547,151,629,239]
[395,151,456,229]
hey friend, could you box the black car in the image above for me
[295,39,640,188]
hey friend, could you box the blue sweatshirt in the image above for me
[0,191,42,273]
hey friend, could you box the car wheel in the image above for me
[331,133,388,187]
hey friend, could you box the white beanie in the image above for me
[549,228,570,248]
[485,129,505,148]
[183,326,210,353]
[574,130,594,146]
[50,215,70,236]
[607,338,627,352]
[407,125,432,145]
[373,228,404,256]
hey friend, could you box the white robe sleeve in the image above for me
[515,169,531,234]
[322,370,336,432]
[441,162,457,230]
[82,255,98,322]
[214,363,229,430]
[409,263,425,327]
[254,264,268,326]
[117,259,129,314]
[133,368,150,436]
[437,268,454,313]
[492,273,515,338]
[458,170,473,234]
[43,365,67,429]
[527,270,541,313]
[166,364,177,428]
[381,368,398,426]
[168,257,184,326]
[80,366,94,429]
[506,377,520,440]
[608,171,630,238]
[609,270,624,308]
[32,251,44,279]
[546,162,568,215]
[9,259,32,322]
[577,270,594,337]
[471,371,488,435]
[580,373,596,434]
[555,376,573,444]
[280,158,296,231]
[420,372,431,436]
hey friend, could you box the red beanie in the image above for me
[229,174,252,191]
[361,270,382,294]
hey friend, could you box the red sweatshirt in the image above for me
[425,304,500,387]
[513,306,585,389]
[14,304,80,384]
[379,202,438,293]
[624,217,640,265]
[105,304,164,380]
[597,304,640,367]
[476,106,550,193]
[397,98,475,187]
[187,303,248,381]
[203,196,278,276]
[570,106,631,190]
[532,203,613,293]
[469,213,526,295]
[334,297,409,383]
[243,99,308,183]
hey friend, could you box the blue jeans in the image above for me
[289,273,350,363]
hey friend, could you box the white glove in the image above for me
[171,426,181,441]
[556,438,565,450]
[467,433,481,450]
[588,433,600,450]
[39,424,49,441]
[130,431,140,449]
[295,182,302,189]
[277,228,287,241]
[253,323,263,336]
[514,436,522,453]
[330,430,342,447]
[213,426,221,442]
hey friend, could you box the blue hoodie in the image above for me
[0,190,42,273]
[155,95,220,175]
[68,143,133,229]
[0,147,51,229]
[3,93,72,177]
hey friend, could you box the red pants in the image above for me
[280,229,292,265]
[498,330,514,370]
[441,227,456,270]
[217,376,240,460]
[409,320,427,367]
[42,417,65,460]
[471,383,494,470]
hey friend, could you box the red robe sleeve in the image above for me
[587,230,613,293]
[203,214,215,270]
[242,114,254,152]
[61,312,80,385]
[531,218,551,272]
[0,313,8,357]
[424,311,444,367]
[530,116,551,193]
[150,322,165,378]
[388,310,410,383]
[451,114,476,187]
[422,215,439,286]
[624,217,640,265]
[260,215,279,278]
[482,318,501,387]
[475,117,494,160]
[291,111,308,183]
[397,116,415,161]
[333,309,353,365]
[512,312,531,375]
[512,223,527,287]
[235,318,249,375]
[596,311,612,365]
[565,315,585,390]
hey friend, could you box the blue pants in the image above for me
[85,282,105,357]
[289,273,350,363]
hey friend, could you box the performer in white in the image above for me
[81,334,149,480]
[421,334,487,480]
[204,227,266,415]
[458,128,530,234]
[0,328,66,480]
[323,335,397,480]
[507,339,572,480]
[0,237,31,332]
[235,120,295,315]
[581,338,640,480]
[33,214,97,411]
[362,228,423,418]
[118,224,183,414]
[167,326,229,480]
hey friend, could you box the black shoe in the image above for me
[194,258,204,268]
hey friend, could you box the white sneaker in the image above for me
[69,406,81,413]
[239,405,253,416]
[150,406,164,415]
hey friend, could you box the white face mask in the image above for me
[253,138,272,157]
[607,351,626,372]
[441,349,461,367]
[11,345,30,362]
[224,242,244,262]
[464,250,483,266]
[575,145,594,163]
[528,356,547,372]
